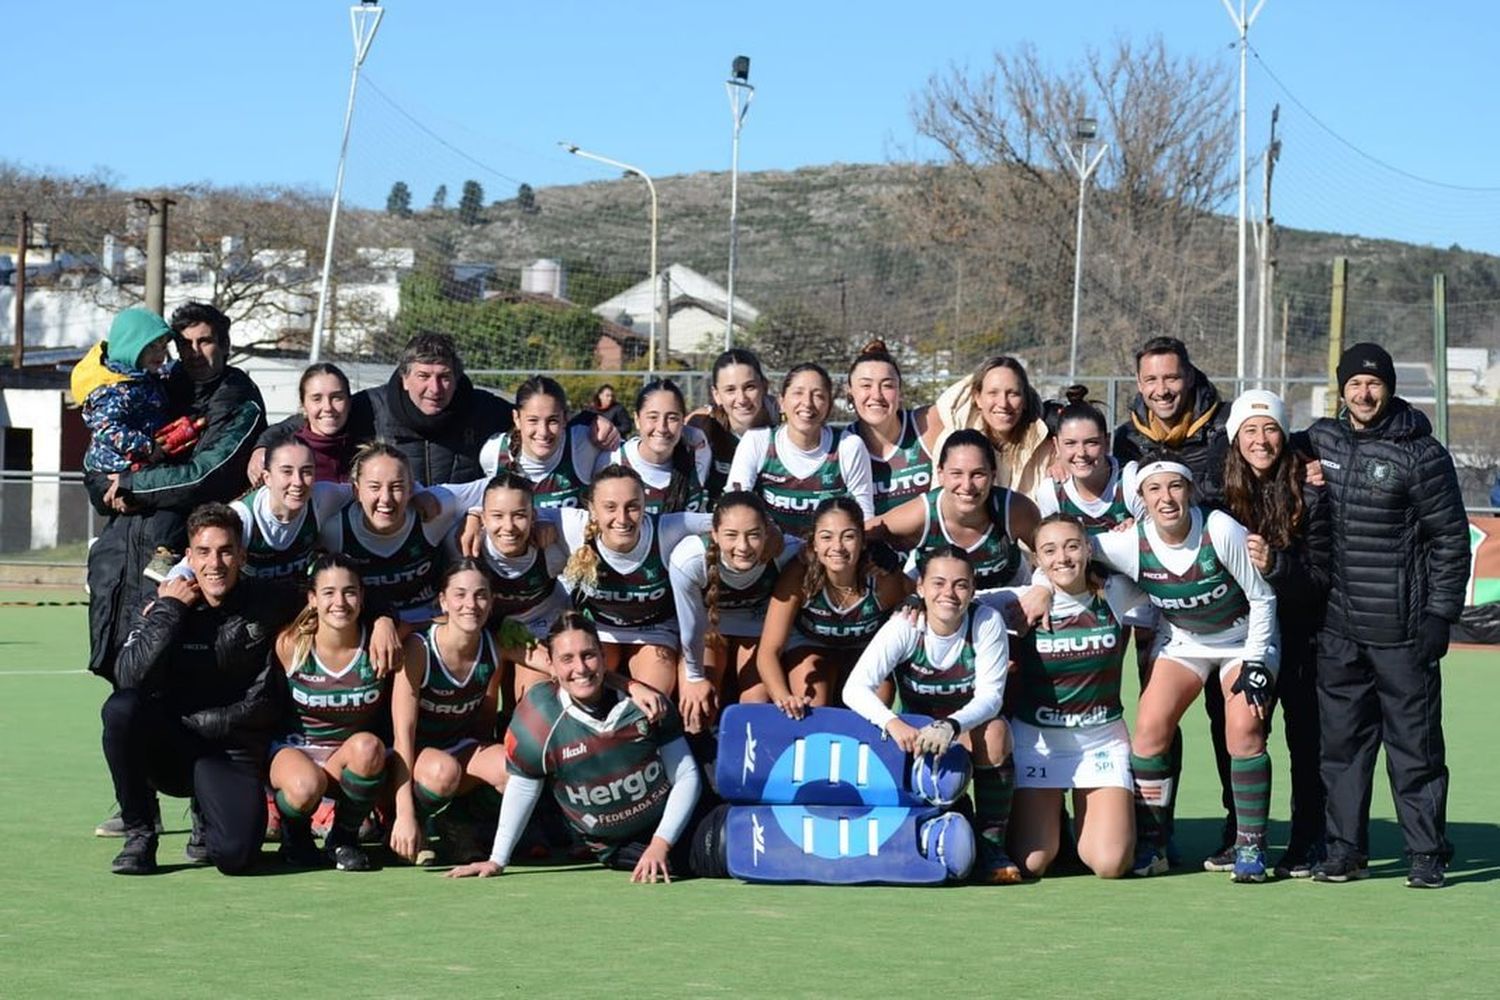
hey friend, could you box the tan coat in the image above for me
[932,376,1053,502]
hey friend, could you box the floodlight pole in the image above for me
[1063,124,1107,383]
[562,143,659,376]
[1223,0,1267,389]
[725,57,755,350]
[311,1,384,363]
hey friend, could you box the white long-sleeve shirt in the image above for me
[842,604,1008,734]
[726,425,875,520]
[1091,507,1276,662]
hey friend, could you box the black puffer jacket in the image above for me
[1111,366,1230,507]
[348,372,514,484]
[1306,398,1469,646]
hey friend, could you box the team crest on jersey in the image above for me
[636,719,651,736]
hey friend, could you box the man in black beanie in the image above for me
[1305,342,1468,888]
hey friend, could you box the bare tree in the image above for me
[900,36,1238,372]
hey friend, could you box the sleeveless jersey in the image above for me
[240,487,321,586]
[794,576,888,649]
[911,490,1024,591]
[612,442,709,515]
[754,431,847,537]
[339,505,442,618]
[705,542,780,614]
[486,548,557,624]
[1136,523,1250,635]
[573,519,674,629]
[1051,465,1130,536]
[505,684,685,859]
[897,613,977,719]
[416,626,500,748]
[1012,592,1126,729]
[493,432,587,508]
[868,410,934,515]
[285,634,385,745]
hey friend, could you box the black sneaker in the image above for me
[1273,841,1322,879]
[1202,817,1236,872]
[324,829,373,872]
[1312,854,1369,883]
[111,831,159,875]
[279,822,326,869]
[183,800,210,865]
[1406,853,1446,889]
[96,801,162,838]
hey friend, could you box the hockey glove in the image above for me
[914,718,959,756]
[1231,661,1273,712]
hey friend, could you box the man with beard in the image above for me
[1111,336,1237,873]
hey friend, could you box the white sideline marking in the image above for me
[792,739,805,783]
[828,742,842,783]
[0,669,87,676]
[801,816,814,854]
[856,744,869,786]
[838,818,849,856]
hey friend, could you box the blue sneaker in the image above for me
[1231,843,1268,883]
[1132,843,1169,878]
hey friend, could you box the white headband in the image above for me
[1135,460,1194,489]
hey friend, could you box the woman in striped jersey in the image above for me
[687,349,776,506]
[1008,515,1152,879]
[320,442,469,626]
[846,340,936,515]
[228,435,351,588]
[727,363,874,537]
[1036,388,1131,533]
[1085,454,1279,882]
[870,429,1045,620]
[268,554,391,872]
[389,560,506,866]
[756,497,909,719]
[668,491,803,733]
[842,546,1020,883]
[477,376,603,509]
[599,379,712,515]
[556,465,713,695]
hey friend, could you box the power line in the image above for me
[359,74,529,189]
[1250,45,1500,193]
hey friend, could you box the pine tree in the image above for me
[458,180,485,225]
[386,181,412,217]
[517,183,538,214]
[431,184,448,211]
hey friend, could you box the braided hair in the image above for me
[703,491,772,650]
[508,376,569,464]
[561,464,645,590]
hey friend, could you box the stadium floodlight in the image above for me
[724,55,755,351]
[561,142,660,376]
[311,1,384,364]
[1063,115,1107,383]
[1223,0,1269,389]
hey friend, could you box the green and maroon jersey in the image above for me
[1050,468,1130,536]
[572,519,675,629]
[755,432,847,537]
[907,489,1024,592]
[868,410,934,516]
[1136,522,1250,635]
[897,612,977,718]
[284,633,386,746]
[794,576,889,649]
[416,627,499,748]
[486,548,557,624]
[239,486,322,586]
[504,683,684,858]
[706,536,780,613]
[1013,592,1126,729]
[492,431,587,509]
[339,506,442,619]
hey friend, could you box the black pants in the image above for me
[87,510,184,680]
[1278,635,1325,848]
[1316,632,1449,861]
[101,689,267,874]
[603,800,731,879]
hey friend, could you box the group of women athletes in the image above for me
[229,339,1319,886]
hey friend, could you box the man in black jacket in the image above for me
[87,302,267,682]
[102,504,301,875]
[1306,342,1469,888]
[1111,336,1236,869]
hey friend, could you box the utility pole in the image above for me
[1223,0,1268,388]
[1256,105,1280,387]
[12,211,27,369]
[1064,117,1107,383]
[137,196,173,316]
[724,56,755,350]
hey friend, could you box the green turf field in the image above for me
[1,587,1495,998]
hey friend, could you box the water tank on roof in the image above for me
[521,258,566,299]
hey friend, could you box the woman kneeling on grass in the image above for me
[1007,515,1149,880]
[269,554,391,872]
[841,546,1020,884]
[446,613,718,883]
[389,560,507,866]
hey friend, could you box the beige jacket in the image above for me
[932,376,1053,501]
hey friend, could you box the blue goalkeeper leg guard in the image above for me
[723,804,975,885]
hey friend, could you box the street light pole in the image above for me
[1223,0,1267,389]
[1063,118,1107,383]
[724,56,754,351]
[562,143,659,376]
[311,0,384,364]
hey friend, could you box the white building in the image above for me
[591,263,760,360]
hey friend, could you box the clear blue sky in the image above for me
[9,1,1499,251]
